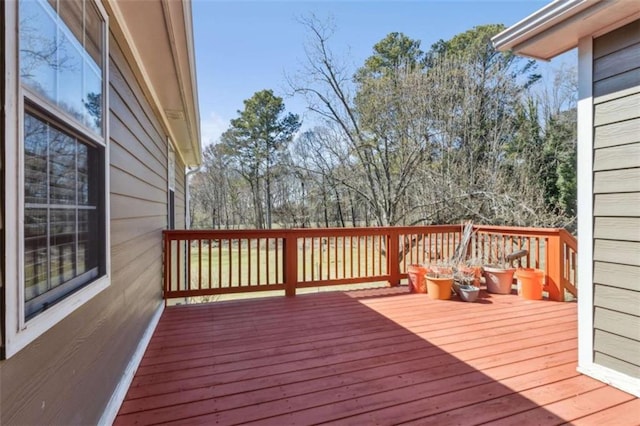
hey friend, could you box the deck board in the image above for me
[115,287,639,425]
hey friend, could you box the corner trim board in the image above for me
[98,302,165,426]
[577,35,595,371]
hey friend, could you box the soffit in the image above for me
[492,0,640,60]
[105,0,201,167]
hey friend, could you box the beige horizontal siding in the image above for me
[594,307,640,341]
[594,284,640,317]
[109,133,165,184]
[594,217,640,242]
[594,239,640,267]
[593,262,640,292]
[594,168,640,193]
[594,193,640,216]
[594,329,640,369]
[594,93,640,126]
[594,143,640,171]
[594,352,640,379]
[595,118,640,149]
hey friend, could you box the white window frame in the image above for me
[3,0,111,358]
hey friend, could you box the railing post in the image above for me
[163,231,171,305]
[546,234,565,302]
[284,233,298,297]
[388,229,401,287]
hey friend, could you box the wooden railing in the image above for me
[163,225,577,302]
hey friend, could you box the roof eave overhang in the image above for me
[492,0,640,60]
[104,0,202,167]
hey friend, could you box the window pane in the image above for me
[77,143,89,205]
[78,209,98,274]
[20,0,104,137]
[83,67,102,132]
[24,114,49,204]
[22,112,103,318]
[57,30,85,123]
[19,0,57,101]
[49,127,76,204]
[25,208,48,301]
[50,209,76,286]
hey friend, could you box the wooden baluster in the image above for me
[266,238,270,286]
[274,238,280,284]
[342,236,347,279]
[208,239,212,289]
[350,236,354,278]
[334,236,338,279]
[198,239,202,290]
[302,237,306,283]
[248,238,252,287]
[187,239,191,291]
[218,239,222,289]
[357,236,361,277]
[237,238,242,287]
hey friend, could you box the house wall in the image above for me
[592,20,640,379]
[0,26,175,425]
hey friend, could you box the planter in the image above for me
[483,266,516,294]
[458,265,482,287]
[407,264,429,293]
[453,282,480,302]
[426,276,454,300]
[516,268,544,300]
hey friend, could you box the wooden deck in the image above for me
[115,287,640,425]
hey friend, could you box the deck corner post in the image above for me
[284,233,298,297]
[546,234,565,302]
[387,230,401,287]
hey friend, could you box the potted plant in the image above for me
[457,258,483,287]
[484,248,530,294]
[453,267,480,302]
[425,265,454,300]
[483,264,516,294]
[407,264,429,293]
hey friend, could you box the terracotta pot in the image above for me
[516,268,544,300]
[407,265,429,293]
[483,266,516,294]
[426,276,454,300]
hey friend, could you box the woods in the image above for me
[190,21,577,231]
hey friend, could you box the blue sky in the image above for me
[193,0,575,147]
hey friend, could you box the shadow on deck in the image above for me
[115,287,639,425]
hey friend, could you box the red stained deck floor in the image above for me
[115,287,640,425]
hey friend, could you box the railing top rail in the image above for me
[163,224,575,240]
[472,224,565,236]
[163,224,465,240]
